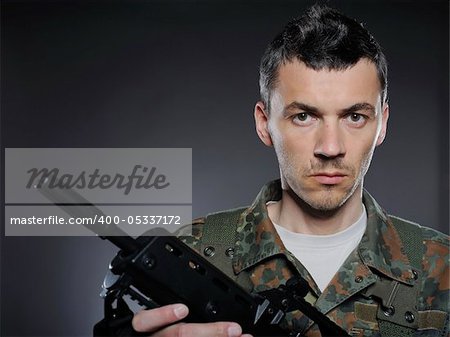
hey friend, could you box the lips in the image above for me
[312,172,346,185]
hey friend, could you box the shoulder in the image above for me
[176,206,248,250]
[387,215,448,270]
[388,214,449,247]
[388,215,449,314]
[176,216,206,251]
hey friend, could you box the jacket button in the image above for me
[225,247,235,258]
[355,276,363,283]
[405,311,415,323]
[203,246,215,257]
[383,305,395,317]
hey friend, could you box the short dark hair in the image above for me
[259,4,388,110]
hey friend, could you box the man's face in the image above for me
[255,59,389,212]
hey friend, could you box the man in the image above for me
[132,5,449,337]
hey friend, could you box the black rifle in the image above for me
[38,185,349,337]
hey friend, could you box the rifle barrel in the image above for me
[37,182,139,254]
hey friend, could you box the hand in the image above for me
[132,303,253,337]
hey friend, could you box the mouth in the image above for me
[311,172,347,185]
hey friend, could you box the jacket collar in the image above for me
[232,180,415,285]
[359,190,415,284]
[232,179,285,271]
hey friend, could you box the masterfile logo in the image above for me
[5,148,192,236]
[5,148,191,203]
[26,165,170,195]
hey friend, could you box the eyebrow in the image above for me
[282,101,376,117]
[341,102,376,116]
[282,102,318,117]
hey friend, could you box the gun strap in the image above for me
[390,216,424,271]
[376,216,424,337]
[200,207,254,291]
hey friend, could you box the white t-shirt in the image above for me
[273,206,367,292]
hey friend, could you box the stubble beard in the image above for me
[287,172,358,214]
[279,152,373,214]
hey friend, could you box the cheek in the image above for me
[273,125,312,151]
[275,135,309,160]
[343,132,378,170]
[276,141,312,177]
[355,143,377,175]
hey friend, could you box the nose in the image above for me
[314,121,346,159]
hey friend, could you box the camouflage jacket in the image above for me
[180,180,449,337]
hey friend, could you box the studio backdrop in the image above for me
[1,1,448,336]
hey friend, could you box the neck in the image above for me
[267,186,364,235]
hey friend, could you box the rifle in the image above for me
[37,184,349,337]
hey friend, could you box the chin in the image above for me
[298,184,355,212]
[307,194,345,212]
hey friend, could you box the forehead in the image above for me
[272,59,382,109]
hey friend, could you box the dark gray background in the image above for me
[1,1,448,336]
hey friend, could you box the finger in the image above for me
[154,321,244,337]
[132,304,189,333]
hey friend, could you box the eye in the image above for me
[293,112,315,125]
[345,113,367,127]
[296,113,309,121]
[349,113,362,122]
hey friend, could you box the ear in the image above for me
[254,101,273,147]
[376,103,389,146]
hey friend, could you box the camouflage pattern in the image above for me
[179,180,449,336]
